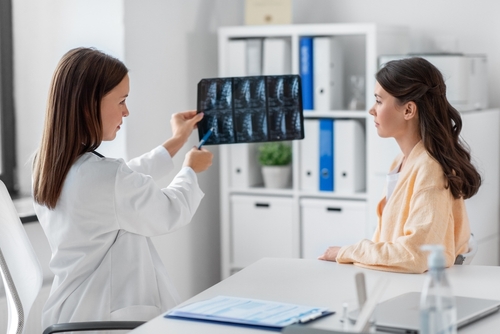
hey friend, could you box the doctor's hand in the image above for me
[163,110,204,157]
[318,246,342,262]
[183,147,213,173]
[171,110,203,141]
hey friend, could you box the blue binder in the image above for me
[300,37,314,111]
[319,119,334,191]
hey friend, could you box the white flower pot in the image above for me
[261,165,291,189]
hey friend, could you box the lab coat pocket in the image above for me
[110,231,161,314]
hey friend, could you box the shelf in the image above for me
[220,23,406,39]
[303,110,367,119]
[228,188,367,201]
[229,187,294,197]
[298,191,367,201]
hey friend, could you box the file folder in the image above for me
[300,37,314,110]
[263,38,292,75]
[319,119,334,191]
[229,144,263,188]
[313,37,344,111]
[334,119,365,193]
[246,38,263,76]
[300,119,319,191]
[227,39,247,76]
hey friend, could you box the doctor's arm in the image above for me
[114,162,205,236]
[127,110,205,176]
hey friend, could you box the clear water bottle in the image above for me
[420,245,457,334]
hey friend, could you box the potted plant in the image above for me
[258,142,292,189]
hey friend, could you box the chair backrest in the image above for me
[454,233,478,265]
[0,181,43,334]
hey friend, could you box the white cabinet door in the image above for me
[231,195,294,268]
[301,198,367,259]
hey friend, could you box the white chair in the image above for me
[454,233,478,265]
[0,180,43,334]
[0,180,144,334]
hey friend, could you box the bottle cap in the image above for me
[421,244,445,269]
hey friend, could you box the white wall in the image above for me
[122,0,244,301]
[13,0,127,195]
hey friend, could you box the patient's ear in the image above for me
[404,101,417,120]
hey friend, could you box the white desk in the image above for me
[130,258,500,333]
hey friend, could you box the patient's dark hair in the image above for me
[33,47,128,209]
[376,57,481,199]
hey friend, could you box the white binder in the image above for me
[334,119,366,193]
[246,38,263,76]
[313,37,344,111]
[227,39,247,76]
[300,119,320,191]
[262,38,291,75]
[229,143,263,188]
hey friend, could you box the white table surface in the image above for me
[130,258,500,333]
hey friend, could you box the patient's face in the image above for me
[369,82,408,139]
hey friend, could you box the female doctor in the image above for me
[32,47,213,329]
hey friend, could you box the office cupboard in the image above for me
[301,198,367,259]
[231,195,294,269]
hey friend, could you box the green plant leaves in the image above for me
[258,142,292,166]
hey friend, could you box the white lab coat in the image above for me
[34,146,204,329]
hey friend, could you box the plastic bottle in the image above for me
[420,245,457,334]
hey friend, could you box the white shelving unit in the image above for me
[217,23,500,279]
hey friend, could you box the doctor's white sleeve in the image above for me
[114,161,204,237]
[126,146,174,180]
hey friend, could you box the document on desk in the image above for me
[165,295,333,330]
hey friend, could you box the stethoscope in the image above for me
[91,151,104,158]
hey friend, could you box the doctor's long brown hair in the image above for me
[376,57,481,199]
[33,47,128,209]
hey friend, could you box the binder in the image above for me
[300,37,314,110]
[300,119,319,191]
[262,37,291,75]
[319,119,334,191]
[313,37,344,111]
[165,295,333,330]
[227,39,247,76]
[334,119,366,193]
[246,38,263,76]
[229,143,263,188]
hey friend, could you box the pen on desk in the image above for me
[197,128,214,149]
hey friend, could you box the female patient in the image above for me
[32,47,213,328]
[319,57,481,273]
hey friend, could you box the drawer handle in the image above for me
[326,207,342,212]
[255,203,270,208]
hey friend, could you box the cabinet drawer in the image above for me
[300,198,367,259]
[231,195,294,268]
